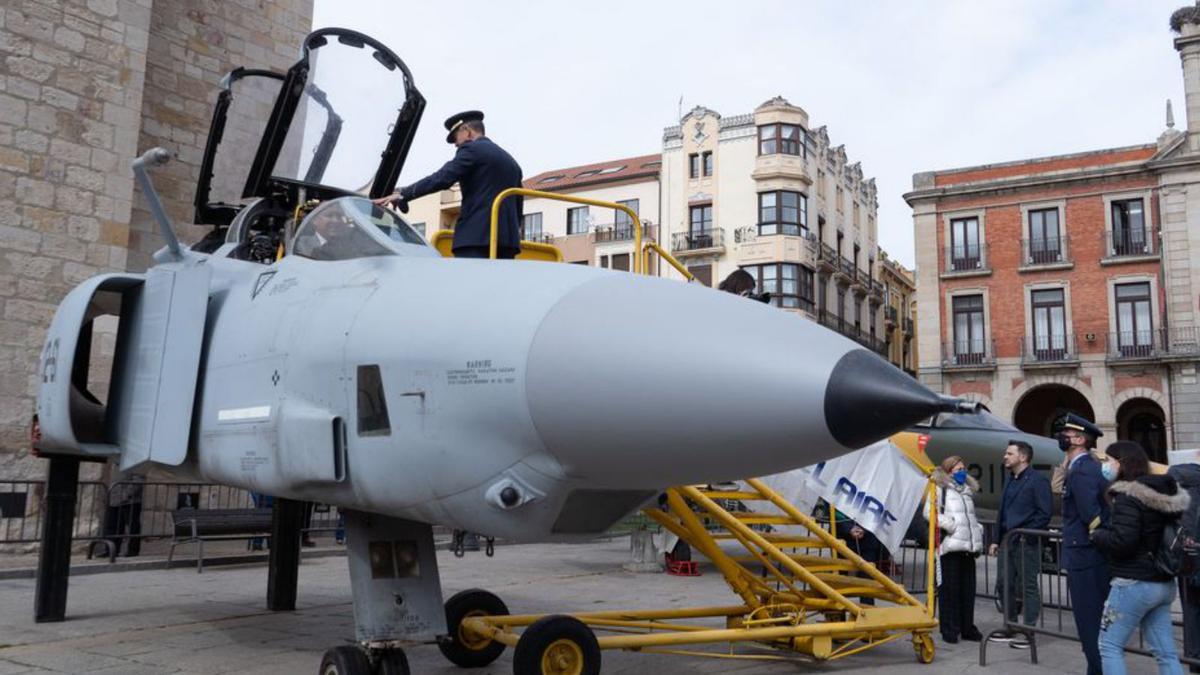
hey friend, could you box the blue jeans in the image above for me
[1099,578,1183,675]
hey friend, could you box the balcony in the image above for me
[855,268,871,292]
[1106,327,1200,362]
[818,308,843,332]
[884,305,898,327]
[594,223,658,244]
[870,279,885,300]
[941,339,997,371]
[834,256,855,285]
[524,232,555,244]
[902,317,914,335]
[941,243,990,278]
[1019,335,1079,368]
[1102,229,1157,265]
[817,242,838,272]
[1020,236,1072,271]
[735,228,818,268]
[671,228,725,256]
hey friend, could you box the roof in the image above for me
[523,153,661,192]
[931,144,1156,188]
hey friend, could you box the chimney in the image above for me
[1172,2,1200,149]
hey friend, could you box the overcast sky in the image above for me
[314,1,1188,268]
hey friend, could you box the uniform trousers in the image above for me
[1067,562,1111,675]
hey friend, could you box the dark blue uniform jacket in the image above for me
[1061,453,1110,570]
[401,137,523,252]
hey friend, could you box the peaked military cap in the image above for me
[1059,412,1103,438]
[445,110,484,143]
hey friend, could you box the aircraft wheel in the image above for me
[439,588,509,667]
[914,633,935,664]
[513,615,600,675]
[319,645,371,675]
[374,648,410,675]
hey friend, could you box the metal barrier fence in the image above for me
[979,527,1198,668]
[0,479,344,553]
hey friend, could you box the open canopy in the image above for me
[243,28,426,203]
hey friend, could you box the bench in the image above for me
[168,507,273,573]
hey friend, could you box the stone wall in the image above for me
[0,0,311,482]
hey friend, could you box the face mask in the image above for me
[952,470,968,485]
[1056,433,1071,452]
[1101,462,1118,483]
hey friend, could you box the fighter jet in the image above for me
[33,28,971,675]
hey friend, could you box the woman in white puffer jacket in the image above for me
[930,455,984,644]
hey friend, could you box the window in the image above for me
[521,212,542,240]
[611,253,630,272]
[949,217,981,271]
[758,123,803,156]
[744,263,814,310]
[689,204,712,235]
[854,297,863,331]
[870,304,877,338]
[356,365,390,436]
[853,244,860,272]
[575,169,601,179]
[1031,288,1067,359]
[951,294,986,363]
[598,165,625,175]
[615,199,639,237]
[702,151,713,177]
[688,153,700,179]
[410,221,426,238]
[1028,208,1061,264]
[758,191,806,236]
[600,255,609,268]
[688,264,713,287]
[567,206,589,235]
[1115,282,1153,355]
[537,175,564,183]
[818,274,828,313]
[836,287,846,325]
[1111,198,1148,256]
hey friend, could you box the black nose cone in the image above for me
[823,349,946,449]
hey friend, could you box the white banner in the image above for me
[756,440,929,555]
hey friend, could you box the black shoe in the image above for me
[1010,634,1031,649]
[941,634,959,644]
[987,630,1015,643]
[961,629,983,642]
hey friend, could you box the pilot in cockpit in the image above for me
[293,202,379,261]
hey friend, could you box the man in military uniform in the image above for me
[1059,412,1110,675]
[377,110,523,259]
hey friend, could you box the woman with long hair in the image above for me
[931,455,984,643]
[1091,441,1188,674]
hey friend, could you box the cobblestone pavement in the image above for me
[0,539,1155,674]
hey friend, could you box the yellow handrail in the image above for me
[642,241,694,281]
[489,188,642,272]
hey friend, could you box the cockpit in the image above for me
[188,28,427,264]
[291,197,428,261]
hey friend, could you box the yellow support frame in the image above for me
[463,474,940,665]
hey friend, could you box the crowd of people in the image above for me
[921,412,1198,674]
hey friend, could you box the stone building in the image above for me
[904,5,1200,457]
[0,0,312,478]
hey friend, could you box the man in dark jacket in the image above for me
[989,440,1051,646]
[1059,413,1110,675]
[1170,457,1200,672]
[379,110,523,259]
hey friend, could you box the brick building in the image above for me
[0,0,312,478]
[906,7,1200,458]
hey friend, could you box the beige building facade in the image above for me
[661,98,887,356]
[878,251,917,375]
